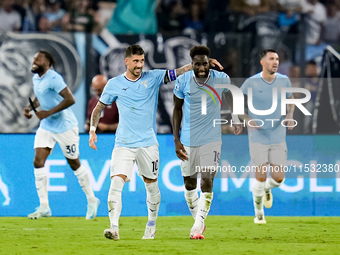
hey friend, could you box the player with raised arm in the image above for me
[238,49,295,224]
[89,44,222,240]
[172,45,242,239]
[23,50,100,220]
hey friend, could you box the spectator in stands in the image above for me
[62,0,99,33]
[323,0,340,44]
[183,2,204,34]
[302,0,327,45]
[157,0,186,36]
[0,0,22,32]
[95,1,116,29]
[289,64,302,89]
[229,0,274,17]
[289,64,303,98]
[84,74,119,133]
[38,0,66,32]
[20,0,46,32]
[277,49,293,76]
[276,0,302,31]
[277,0,302,16]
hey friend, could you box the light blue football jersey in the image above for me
[174,70,230,147]
[100,69,166,148]
[240,72,292,145]
[33,70,78,133]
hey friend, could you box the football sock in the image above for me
[252,179,265,215]
[194,192,213,227]
[184,188,199,218]
[34,167,49,209]
[145,181,161,225]
[108,176,124,228]
[265,177,284,190]
[73,165,96,203]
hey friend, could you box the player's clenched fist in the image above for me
[23,107,33,119]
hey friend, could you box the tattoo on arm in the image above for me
[90,102,106,128]
[175,64,193,77]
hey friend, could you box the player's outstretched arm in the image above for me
[172,95,188,161]
[89,101,106,150]
[174,58,223,77]
[165,59,223,83]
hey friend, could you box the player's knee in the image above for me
[256,177,266,182]
[184,178,197,190]
[67,158,81,170]
[33,157,45,168]
[273,177,285,183]
[201,178,213,193]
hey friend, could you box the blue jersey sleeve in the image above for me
[51,73,67,93]
[220,72,230,93]
[150,69,167,87]
[174,74,185,99]
[100,80,117,105]
[240,78,249,95]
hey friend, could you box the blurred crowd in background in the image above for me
[0,0,339,43]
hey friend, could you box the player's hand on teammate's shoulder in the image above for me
[89,130,98,150]
[23,107,32,119]
[174,140,188,161]
[209,58,224,70]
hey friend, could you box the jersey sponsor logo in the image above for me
[140,80,148,88]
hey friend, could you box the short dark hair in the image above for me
[260,49,277,59]
[125,44,145,58]
[39,50,55,68]
[307,60,317,66]
[190,45,210,59]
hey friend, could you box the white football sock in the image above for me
[73,165,96,203]
[252,179,265,215]
[184,188,199,218]
[108,176,124,228]
[34,167,49,209]
[194,192,213,227]
[265,177,284,190]
[145,181,161,225]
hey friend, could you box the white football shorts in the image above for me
[249,142,287,167]
[181,142,222,177]
[110,145,159,182]
[34,127,80,159]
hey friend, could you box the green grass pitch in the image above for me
[1,216,340,255]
